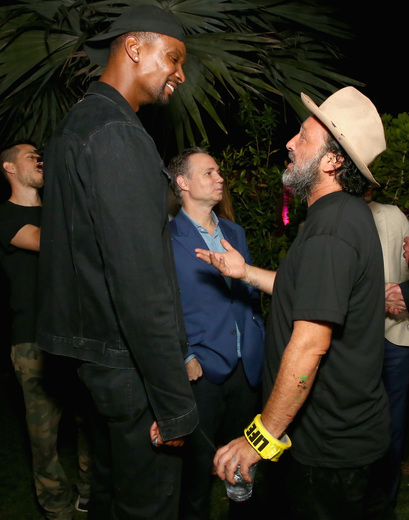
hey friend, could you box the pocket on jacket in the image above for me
[78,363,148,421]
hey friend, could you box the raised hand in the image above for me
[195,239,247,280]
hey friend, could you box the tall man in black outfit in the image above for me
[37,5,198,520]
[198,87,396,519]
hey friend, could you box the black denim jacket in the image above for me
[37,82,198,439]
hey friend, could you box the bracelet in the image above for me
[244,414,291,462]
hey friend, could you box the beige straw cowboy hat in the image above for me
[301,87,386,186]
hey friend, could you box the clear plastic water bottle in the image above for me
[224,463,257,502]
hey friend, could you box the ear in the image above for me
[176,175,189,192]
[322,153,344,175]
[2,161,15,175]
[124,34,141,63]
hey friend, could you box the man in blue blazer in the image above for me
[167,147,265,520]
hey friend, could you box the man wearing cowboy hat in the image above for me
[37,5,198,520]
[197,87,396,519]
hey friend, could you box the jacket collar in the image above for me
[85,81,139,121]
[172,209,238,246]
[172,210,239,287]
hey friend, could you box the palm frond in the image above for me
[0,0,359,149]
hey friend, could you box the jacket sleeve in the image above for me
[80,122,197,440]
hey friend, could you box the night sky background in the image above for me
[0,6,406,215]
[339,5,405,117]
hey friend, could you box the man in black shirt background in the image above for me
[0,141,91,519]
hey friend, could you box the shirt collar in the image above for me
[181,208,219,231]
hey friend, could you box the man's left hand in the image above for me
[385,282,407,315]
[150,421,185,447]
[213,436,261,484]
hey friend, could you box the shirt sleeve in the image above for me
[0,206,36,251]
[292,234,358,325]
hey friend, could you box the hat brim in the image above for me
[84,27,185,67]
[84,29,130,67]
[86,27,135,45]
[301,92,379,187]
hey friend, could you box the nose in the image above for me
[215,172,224,183]
[286,137,295,151]
[175,63,185,84]
[286,130,301,151]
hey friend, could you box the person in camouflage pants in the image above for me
[11,343,74,518]
[0,141,91,519]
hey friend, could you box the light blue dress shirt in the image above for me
[181,208,242,361]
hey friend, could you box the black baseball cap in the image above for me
[84,5,185,66]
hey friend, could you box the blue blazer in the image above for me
[169,211,265,386]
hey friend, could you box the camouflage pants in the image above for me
[11,343,91,519]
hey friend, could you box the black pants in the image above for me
[78,363,184,520]
[286,457,397,520]
[180,360,261,520]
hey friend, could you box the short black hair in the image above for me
[0,139,38,177]
[110,31,160,58]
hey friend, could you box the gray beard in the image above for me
[282,154,322,201]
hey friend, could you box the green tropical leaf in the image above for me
[0,0,359,150]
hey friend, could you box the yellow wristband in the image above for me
[244,414,292,462]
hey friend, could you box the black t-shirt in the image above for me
[0,201,41,344]
[264,191,389,468]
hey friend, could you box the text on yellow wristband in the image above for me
[245,422,269,452]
